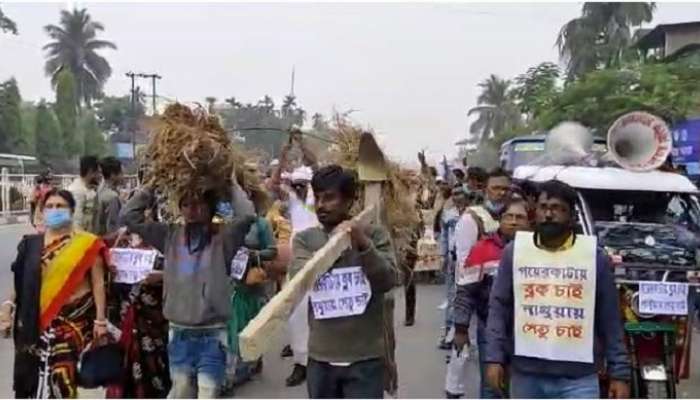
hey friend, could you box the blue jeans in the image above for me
[168,327,228,398]
[477,329,502,399]
[510,370,599,399]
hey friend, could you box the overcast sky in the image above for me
[2,2,700,163]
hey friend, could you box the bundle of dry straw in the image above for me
[325,116,421,257]
[143,103,265,207]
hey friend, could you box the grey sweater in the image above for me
[289,224,398,363]
[120,186,256,327]
[484,240,631,381]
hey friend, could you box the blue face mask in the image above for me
[485,199,505,216]
[44,208,72,229]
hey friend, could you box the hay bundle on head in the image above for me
[325,115,421,258]
[144,103,266,210]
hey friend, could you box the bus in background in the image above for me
[499,134,607,173]
[0,153,43,175]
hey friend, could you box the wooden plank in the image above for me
[364,183,382,222]
[239,204,376,361]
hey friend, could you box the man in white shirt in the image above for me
[271,130,319,387]
[454,169,511,279]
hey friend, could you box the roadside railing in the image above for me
[0,168,137,217]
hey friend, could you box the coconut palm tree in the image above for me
[467,75,522,145]
[557,2,655,80]
[205,96,217,114]
[0,6,17,34]
[43,8,117,107]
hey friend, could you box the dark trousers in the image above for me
[405,281,416,321]
[307,358,384,399]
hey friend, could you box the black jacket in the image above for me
[11,234,44,397]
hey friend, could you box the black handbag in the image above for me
[78,342,124,389]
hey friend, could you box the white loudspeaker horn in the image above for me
[544,121,594,165]
[607,111,672,172]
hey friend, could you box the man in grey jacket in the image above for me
[121,183,256,398]
[484,180,630,399]
[289,165,397,399]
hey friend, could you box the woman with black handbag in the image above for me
[7,189,109,398]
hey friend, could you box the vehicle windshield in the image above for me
[580,189,700,233]
[504,140,607,171]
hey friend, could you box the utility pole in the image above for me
[137,73,162,115]
[290,66,295,97]
[125,71,137,158]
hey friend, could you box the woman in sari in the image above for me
[9,189,108,398]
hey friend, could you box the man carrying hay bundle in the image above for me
[120,104,264,398]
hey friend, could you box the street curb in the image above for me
[0,215,29,225]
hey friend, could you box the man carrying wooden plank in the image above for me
[288,165,397,398]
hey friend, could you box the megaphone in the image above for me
[607,111,672,172]
[545,121,594,165]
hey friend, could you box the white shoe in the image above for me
[438,301,448,310]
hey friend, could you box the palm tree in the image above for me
[0,6,17,34]
[467,75,522,145]
[257,95,275,114]
[557,2,655,80]
[205,96,217,114]
[281,94,297,117]
[43,8,117,107]
[225,96,242,109]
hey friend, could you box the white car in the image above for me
[514,165,700,273]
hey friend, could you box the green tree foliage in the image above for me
[44,8,117,107]
[0,78,24,152]
[20,102,37,153]
[80,110,107,156]
[220,95,306,158]
[35,100,65,161]
[0,5,17,34]
[54,69,80,156]
[512,62,561,120]
[537,60,700,133]
[557,2,655,80]
[468,75,522,145]
[94,95,145,133]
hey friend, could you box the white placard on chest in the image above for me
[310,266,372,320]
[111,248,158,284]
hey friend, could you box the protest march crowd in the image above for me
[0,103,637,399]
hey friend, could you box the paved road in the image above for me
[0,224,699,398]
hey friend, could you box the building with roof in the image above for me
[635,21,700,60]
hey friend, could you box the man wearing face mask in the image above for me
[448,199,532,398]
[67,155,101,233]
[484,180,630,399]
[453,169,510,291]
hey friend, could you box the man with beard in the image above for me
[289,165,397,398]
[67,155,101,232]
[484,180,630,399]
[448,199,532,398]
